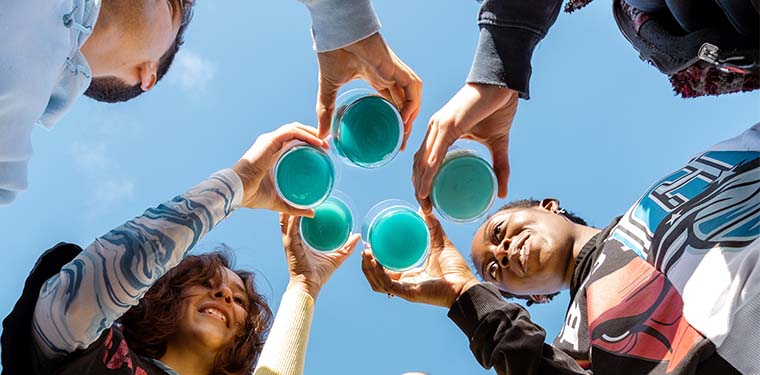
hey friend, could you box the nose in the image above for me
[213,285,233,304]
[494,246,509,268]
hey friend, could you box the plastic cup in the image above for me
[362,200,430,271]
[274,143,335,209]
[331,89,403,168]
[431,147,497,223]
[300,194,354,253]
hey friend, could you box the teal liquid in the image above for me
[336,96,401,167]
[369,207,429,271]
[275,146,334,207]
[301,197,353,252]
[431,154,496,222]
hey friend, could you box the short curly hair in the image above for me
[480,198,588,306]
[117,249,272,375]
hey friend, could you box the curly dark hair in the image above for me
[480,198,588,306]
[117,249,272,375]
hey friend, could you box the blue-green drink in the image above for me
[332,90,403,168]
[300,196,353,253]
[431,151,496,223]
[274,145,334,208]
[367,205,429,271]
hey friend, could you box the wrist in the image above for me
[288,277,321,301]
[450,278,480,307]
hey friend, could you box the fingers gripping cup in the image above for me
[274,143,335,209]
[431,147,497,223]
[363,200,430,272]
[300,194,354,253]
[331,89,404,168]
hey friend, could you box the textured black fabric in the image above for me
[466,0,563,99]
[1,243,82,375]
[568,218,620,303]
[448,284,589,375]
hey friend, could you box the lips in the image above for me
[198,303,231,328]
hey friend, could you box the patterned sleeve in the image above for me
[31,169,244,359]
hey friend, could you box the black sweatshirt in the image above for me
[466,0,564,99]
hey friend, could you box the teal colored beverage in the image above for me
[369,207,429,271]
[335,96,402,168]
[300,197,353,252]
[275,145,334,208]
[431,153,496,223]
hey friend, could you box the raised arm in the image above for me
[413,0,563,207]
[297,0,422,148]
[31,123,327,359]
[361,213,589,375]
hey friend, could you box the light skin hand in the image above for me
[232,122,328,216]
[361,213,480,309]
[316,32,422,150]
[413,83,518,212]
[280,214,360,301]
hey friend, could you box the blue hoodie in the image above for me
[0,0,101,205]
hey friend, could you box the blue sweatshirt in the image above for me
[0,0,101,206]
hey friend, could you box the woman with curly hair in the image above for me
[2,122,358,375]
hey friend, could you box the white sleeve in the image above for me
[298,0,381,52]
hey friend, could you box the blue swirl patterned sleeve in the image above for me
[31,169,244,359]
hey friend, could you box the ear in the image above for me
[539,198,560,212]
[138,62,158,91]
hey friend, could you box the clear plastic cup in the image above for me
[362,200,430,271]
[330,89,403,169]
[431,144,497,223]
[274,143,335,209]
[300,192,355,253]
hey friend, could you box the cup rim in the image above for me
[273,143,335,209]
[330,89,404,169]
[299,194,355,253]
[362,200,430,272]
[431,149,497,224]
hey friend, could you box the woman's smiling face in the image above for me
[470,199,577,296]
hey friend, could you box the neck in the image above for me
[80,0,120,76]
[159,343,215,375]
[563,224,601,287]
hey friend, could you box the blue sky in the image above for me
[1,1,758,374]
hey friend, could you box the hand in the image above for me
[316,32,422,150]
[232,122,328,215]
[361,213,480,308]
[280,213,360,300]
[413,83,518,212]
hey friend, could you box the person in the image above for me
[0,0,421,206]
[364,123,760,374]
[1,123,360,375]
[0,0,197,205]
[411,0,758,210]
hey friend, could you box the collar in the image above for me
[568,217,621,302]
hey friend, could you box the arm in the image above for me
[448,284,590,375]
[467,0,564,99]
[30,123,328,360]
[254,214,359,375]
[32,169,244,359]
[253,287,314,375]
[361,214,588,375]
[297,0,380,52]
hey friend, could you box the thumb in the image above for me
[316,76,340,139]
[275,196,316,218]
[489,137,511,198]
